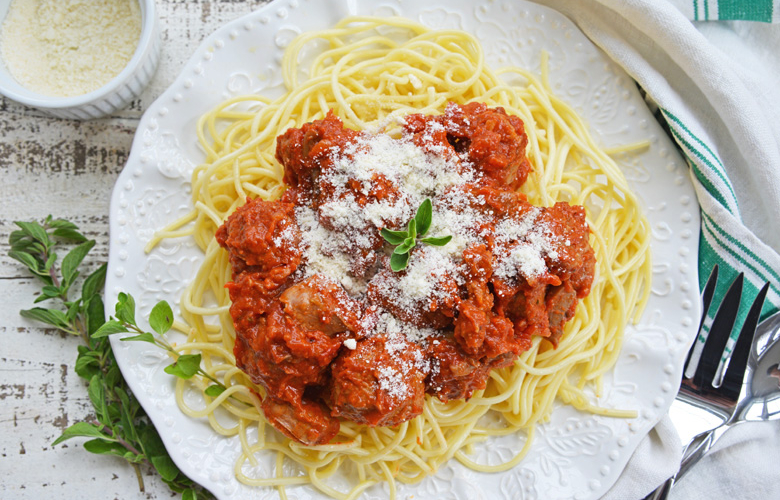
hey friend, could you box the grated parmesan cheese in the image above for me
[0,0,142,97]
[293,124,562,351]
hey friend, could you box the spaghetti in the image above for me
[149,16,652,500]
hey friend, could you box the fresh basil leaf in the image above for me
[115,293,136,325]
[20,307,70,329]
[61,240,96,285]
[182,489,197,500]
[380,227,408,245]
[120,332,157,344]
[150,301,174,335]
[52,421,112,445]
[92,320,128,339]
[204,385,227,397]
[52,228,88,242]
[414,198,433,236]
[82,263,107,303]
[82,438,128,457]
[151,454,180,482]
[164,354,202,379]
[394,239,416,255]
[407,217,417,240]
[390,251,410,272]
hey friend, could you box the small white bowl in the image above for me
[0,0,161,120]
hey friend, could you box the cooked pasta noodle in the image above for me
[149,16,652,499]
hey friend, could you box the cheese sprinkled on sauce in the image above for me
[293,127,560,350]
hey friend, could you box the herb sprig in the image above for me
[9,217,214,500]
[380,198,452,271]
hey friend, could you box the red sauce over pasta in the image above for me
[216,102,595,445]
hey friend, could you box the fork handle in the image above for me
[644,424,731,500]
[676,423,730,480]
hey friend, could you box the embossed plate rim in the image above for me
[106,1,700,499]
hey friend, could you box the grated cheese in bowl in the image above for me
[0,0,160,119]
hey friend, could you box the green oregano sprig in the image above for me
[380,198,452,272]
[9,217,214,500]
[92,294,228,397]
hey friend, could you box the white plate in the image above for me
[106,1,700,499]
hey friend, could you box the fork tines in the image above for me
[685,268,770,398]
[719,281,770,398]
[691,272,744,391]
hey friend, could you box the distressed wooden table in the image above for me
[0,2,270,498]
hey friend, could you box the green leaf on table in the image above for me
[48,218,79,230]
[82,438,128,457]
[75,347,101,380]
[92,320,128,339]
[137,424,166,457]
[88,375,108,424]
[150,301,174,335]
[52,228,88,242]
[34,285,62,303]
[82,264,107,303]
[52,421,112,445]
[61,240,96,285]
[151,454,180,482]
[114,386,139,443]
[43,251,57,272]
[8,229,28,247]
[164,354,202,379]
[85,295,106,338]
[15,221,50,245]
[115,293,136,325]
[9,250,42,274]
[65,299,81,323]
[120,332,157,344]
[20,307,70,329]
[104,363,123,392]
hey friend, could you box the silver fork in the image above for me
[645,267,770,500]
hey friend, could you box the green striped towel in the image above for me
[671,0,778,22]
[544,0,780,341]
[537,0,780,500]
[536,1,780,497]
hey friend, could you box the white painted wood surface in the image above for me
[0,2,270,498]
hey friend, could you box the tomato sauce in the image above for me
[216,102,595,445]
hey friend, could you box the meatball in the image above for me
[216,197,301,277]
[329,335,427,427]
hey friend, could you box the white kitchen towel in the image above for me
[669,0,780,22]
[530,0,780,498]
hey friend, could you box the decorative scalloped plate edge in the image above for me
[106,1,700,499]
